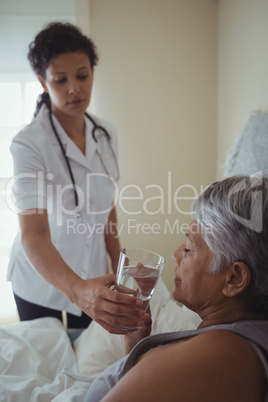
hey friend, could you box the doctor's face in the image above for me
[172,220,226,315]
[38,51,94,119]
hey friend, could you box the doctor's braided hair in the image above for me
[28,22,99,117]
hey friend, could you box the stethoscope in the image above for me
[49,110,120,219]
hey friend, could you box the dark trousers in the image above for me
[14,293,92,329]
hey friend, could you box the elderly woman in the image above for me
[85,175,268,402]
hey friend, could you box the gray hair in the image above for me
[192,175,268,315]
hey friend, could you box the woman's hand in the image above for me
[70,274,147,334]
[124,306,152,354]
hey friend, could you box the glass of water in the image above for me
[114,247,165,331]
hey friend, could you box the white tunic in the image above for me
[7,105,119,315]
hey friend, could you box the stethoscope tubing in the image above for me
[49,111,79,207]
[48,110,119,215]
[85,112,111,143]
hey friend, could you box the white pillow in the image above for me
[74,278,199,377]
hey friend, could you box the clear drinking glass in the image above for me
[114,247,165,331]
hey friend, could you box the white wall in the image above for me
[217,0,268,178]
[89,0,218,292]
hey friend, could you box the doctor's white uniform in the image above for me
[7,105,119,316]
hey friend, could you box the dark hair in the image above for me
[28,22,99,116]
[192,175,268,315]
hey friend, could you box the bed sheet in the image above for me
[0,318,92,402]
[0,279,200,401]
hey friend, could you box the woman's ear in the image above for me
[37,75,48,93]
[223,262,251,297]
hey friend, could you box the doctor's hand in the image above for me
[71,274,147,334]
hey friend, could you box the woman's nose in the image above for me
[172,244,184,264]
[68,81,80,95]
[172,247,180,264]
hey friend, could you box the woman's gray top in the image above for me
[85,320,268,401]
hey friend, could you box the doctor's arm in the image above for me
[105,204,120,274]
[19,209,146,333]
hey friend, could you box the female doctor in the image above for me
[7,22,146,331]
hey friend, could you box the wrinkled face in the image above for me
[38,51,94,119]
[172,220,226,314]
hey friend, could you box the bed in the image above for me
[0,279,201,401]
